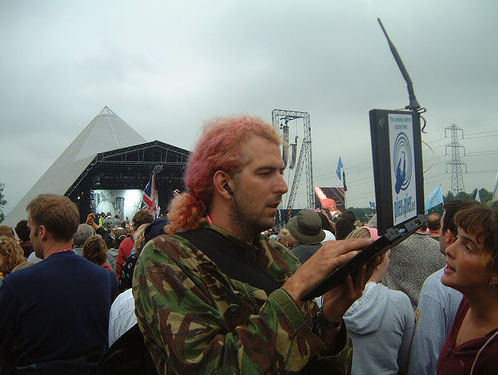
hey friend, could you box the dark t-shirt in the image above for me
[19,241,34,258]
[0,251,118,367]
[437,297,498,374]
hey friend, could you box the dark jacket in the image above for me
[0,251,118,370]
[291,242,322,264]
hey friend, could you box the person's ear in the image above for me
[445,229,455,245]
[38,225,48,241]
[213,171,233,199]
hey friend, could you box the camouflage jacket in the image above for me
[133,223,352,375]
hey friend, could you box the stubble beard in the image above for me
[230,193,274,243]
[31,226,45,260]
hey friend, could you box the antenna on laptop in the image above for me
[377,18,423,112]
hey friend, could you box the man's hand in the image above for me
[282,238,374,307]
[282,238,376,350]
[321,266,367,323]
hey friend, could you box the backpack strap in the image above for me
[178,228,280,294]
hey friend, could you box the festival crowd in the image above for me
[0,115,497,375]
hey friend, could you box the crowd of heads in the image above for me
[275,208,365,248]
[0,193,161,281]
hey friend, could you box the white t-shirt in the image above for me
[322,229,336,243]
[108,288,137,347]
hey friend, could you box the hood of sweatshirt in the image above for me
[343,282,389,335]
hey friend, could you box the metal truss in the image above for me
[272,109,314,209]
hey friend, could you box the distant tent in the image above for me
[4,107,146,227]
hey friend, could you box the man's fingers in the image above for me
[285,238,375,302]
[320,237,375,257]
[330,250,358,269]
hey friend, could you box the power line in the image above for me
[424,173,448,182]
[467,170,497,175]
[464,134,498,141]
[465,129,498,137]
[466,149,498,156]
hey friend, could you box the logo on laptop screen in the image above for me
[393,132,412,194]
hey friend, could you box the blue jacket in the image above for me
[344,282,415,374]
[0,251,118,368]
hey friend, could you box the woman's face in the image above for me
[442,226,496,294]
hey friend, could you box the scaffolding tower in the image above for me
[272,109,314,209]
[445,124,467,195]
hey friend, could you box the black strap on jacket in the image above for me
[178,228,280,295]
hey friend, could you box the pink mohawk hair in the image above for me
[166,115,281,234]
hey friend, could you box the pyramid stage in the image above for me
[4,107,189,226]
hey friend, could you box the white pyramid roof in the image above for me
[4,107,146,227]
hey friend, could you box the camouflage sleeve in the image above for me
[133,236,351,375]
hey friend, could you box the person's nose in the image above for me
[445,242,456,258]
[275,174,288,195]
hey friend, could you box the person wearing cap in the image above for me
[287,209,325,264]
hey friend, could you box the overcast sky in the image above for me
[1,0,497,216]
